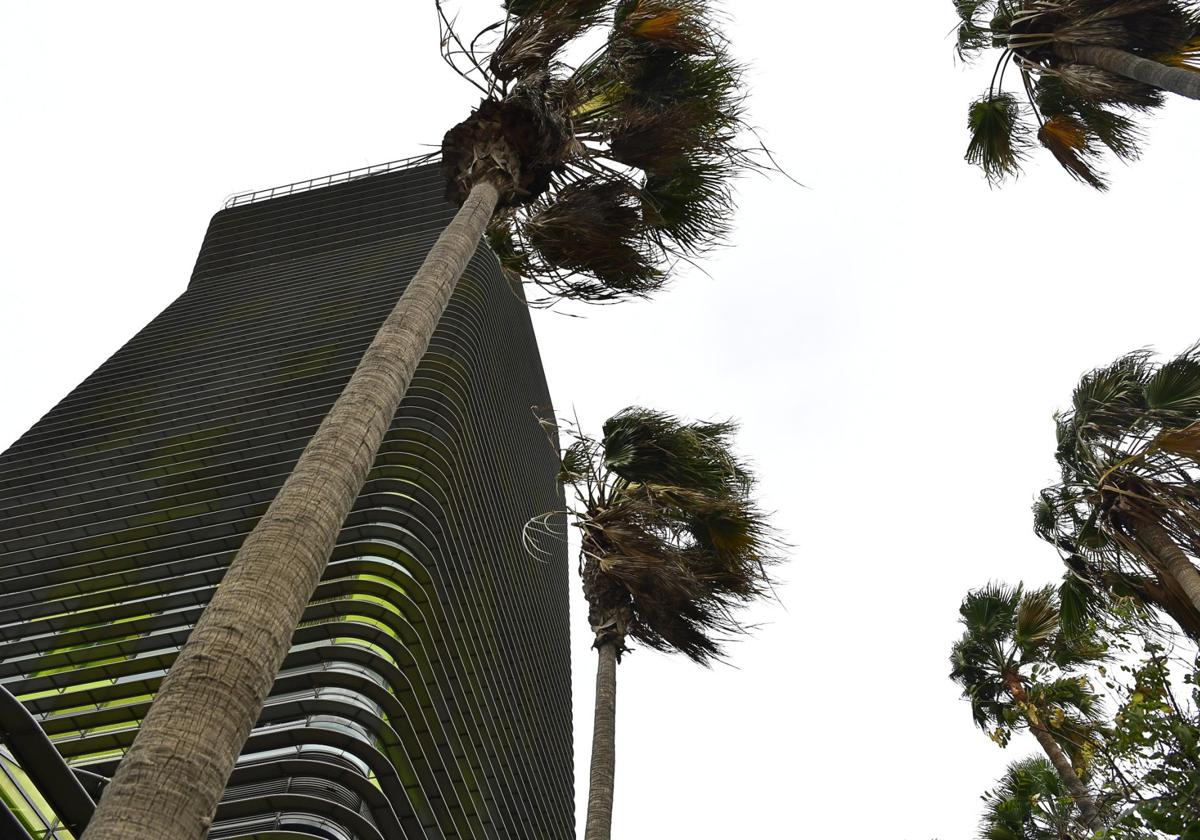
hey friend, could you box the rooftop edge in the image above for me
[220,152,437,210]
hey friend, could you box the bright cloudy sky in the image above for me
[3,3,1200,839]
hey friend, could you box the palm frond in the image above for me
[1145,347,1200,415]
[1041,64,1163,110]
[954,0,990,23]
[966,93,1030,184]
[640,157,735,253]
[1037,115,1108,190]
[485,218,532,285]
[525,177,664,294]
[1058,573,1101,635]
[979,756,1089,840]
[958,18,994,59]
[960,582,1023,639]
[1069,350,1152,427]
[1034,72,1154,161]
[1015,586,1061,654]
[1156,34,1200,68]
[601,407,745,493]
[614,0,719,55]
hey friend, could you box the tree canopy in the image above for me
[955,0,1200,188]
[437,0,769,302]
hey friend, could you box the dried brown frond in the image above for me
[491,0,612,82]
[1038,115,1108,190]
[1157,35,1200,69]
[615,1,717,55]
[1153,424,1200,459]
[1051,63,1161,107]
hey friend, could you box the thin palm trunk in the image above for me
[81,179,501,840]
[1134,516,1200,614]
[585,641,619,840]
[1005,676,1100,828]
[1027,724,1101,829]
[1057,43,1200,100]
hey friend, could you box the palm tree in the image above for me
[954,0,1200,188]
[950,583,1106,828]
[558,408,780,840]
[82,3,766,838]
[979,755,1096,840]
[1035,346,1200,637]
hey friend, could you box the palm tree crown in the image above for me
[438,0,760,301]
[1035,345,1200,631]
[955,0,1200,188]
[950,584,1104,761]
[560,407,779,661]
[979,756,1094,840]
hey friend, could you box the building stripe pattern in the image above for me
[0,162,573,840]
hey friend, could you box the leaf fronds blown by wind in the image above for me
[952,0,1200,188]
[559,407,783,664]
[1036,342,1200,640]
[437,0,785,304]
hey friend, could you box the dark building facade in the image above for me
[0,161,573,840]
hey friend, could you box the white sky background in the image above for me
[2,2,1200,838]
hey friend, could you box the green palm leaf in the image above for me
[966,93,1030,184]
[1015,586,1061,654]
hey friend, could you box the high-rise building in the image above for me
[0,160,573,840]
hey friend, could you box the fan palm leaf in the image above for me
[967,93,1030,185]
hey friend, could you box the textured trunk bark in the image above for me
[1057,44,1200,100]
[1134,517,1200,615]
[1028,724,1101,828]
[1004,675,1100,828]
[80,179,501,840]
[584,641,619,840]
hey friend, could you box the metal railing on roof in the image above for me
[222,153,437,209]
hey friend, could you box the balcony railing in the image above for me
[222,153,436,209]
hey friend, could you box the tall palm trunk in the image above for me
[1004,676,1100,828]
[81,179,501,840]
[1134,516,1200,614]
[1057,44,1200,100]
[585,641,619,840]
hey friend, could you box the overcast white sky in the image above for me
[3,3,1200,838]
